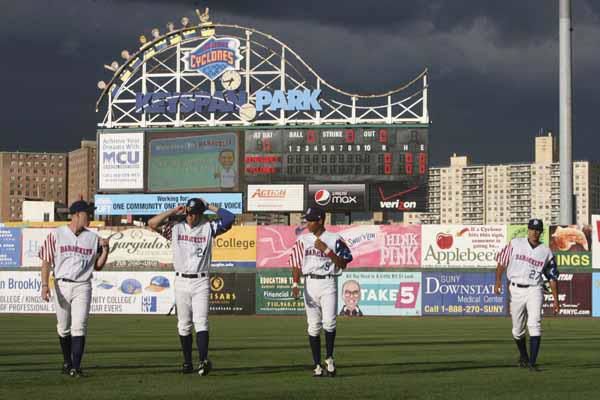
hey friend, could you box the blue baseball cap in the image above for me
[120,279,142,295]
[528,218,544,231]
[303,207,326,222]
[146,275,170,292]
[69,200,95,215]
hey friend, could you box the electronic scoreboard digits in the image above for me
[244,127,428,184]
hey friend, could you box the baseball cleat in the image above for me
[62,362,72,374]
[198,360,212,376]
[182,363,194,374]
[528,364,541,372]
[68,368,84,378]
[518,357,529,368]
[325,357,336,377]
[313,364,324,377]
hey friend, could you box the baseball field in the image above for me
[1,315,598,400]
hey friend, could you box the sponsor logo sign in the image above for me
[182,37,243,80]
[307,184,366,212]
[593,272,600,317]
[247,184,304,211]
[212,227,257,268]
[593,215,600,269]
[421,225,506,267]
[209,273,255,314]
[135,91,247,114]
[337,271,422,316]
[256,269,305,315]
[95,193,243,215]
[99,132,144,190]
[421,272,508,316]
[542,273,592,317]
[256,225,421,268]
[254,89,321,112]
[370,182,427,212]
[21,228,53,267]
[549,225,592,268]
[0,228,21,268]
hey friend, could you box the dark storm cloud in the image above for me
[1,0,600,165]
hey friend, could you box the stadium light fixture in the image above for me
[121,50,131,60]
[103,61,120,72]
[139,35,148,45]
[151,28,160,39]
[181,16,190,27]
[166,22,175,32]
[97,81,107,90]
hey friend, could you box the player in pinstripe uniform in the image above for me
[494,218,560,372]
[148,198,234,375]
[289,207,353,377]
[39,200,110,377]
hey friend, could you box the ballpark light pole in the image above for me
[559,0,573,224]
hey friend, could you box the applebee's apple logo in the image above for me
[436,233,453,249]
[315,189,331,206]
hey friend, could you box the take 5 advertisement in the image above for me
[337,271,421,316]
[421,225,506,268]
[421,272,508,316]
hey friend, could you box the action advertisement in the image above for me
[421,225,506,268]
[421,272,508,316]
[337,271,421,316]
[256,269,305,315]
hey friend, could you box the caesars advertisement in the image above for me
[209,273,255,315]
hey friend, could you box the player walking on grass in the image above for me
[494,218,560,372]
[290,207,353,377]
[149,198,234,376]
[39,200,110,377]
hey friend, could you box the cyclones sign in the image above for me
[307,184,366,212]
[182,37,243,80]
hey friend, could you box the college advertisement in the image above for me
[0,271,175,314]
[592,273,600,317]
[549,225,592,268]
[337,271,421,316]
[247,184,304,212]
[542,273,592,317]
[257,225,421,268]
[147,132,239,192]
[0,228,21,268]
[421,225,506,268]
[95,193,243,215]
[209,273,255,315]
[256,269,305,315]
[212,227,257,268]
[421,272,508,316]
[98,131,144,190]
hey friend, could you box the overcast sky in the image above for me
[2,0,599,165]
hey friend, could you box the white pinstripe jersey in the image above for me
[289,231,352,276]
[496,237,555,286]
[38,226,100,282]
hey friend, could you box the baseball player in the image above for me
[494,218,560,372]
[289,207,353,377]
[148,198,234,375]
[39,200,110,377]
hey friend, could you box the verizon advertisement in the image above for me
[370,182,428,212]
[247,184,304,212]
[307,184,366,212]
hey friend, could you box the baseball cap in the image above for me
[120,278,142,295]
[145,275,170,292]
[69,200,95,215]
[528,218,544,231]
[303,207,326,222]
[185,198,206,215]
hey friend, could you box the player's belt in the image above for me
[176,272,208,278]
[56,278,77,283]
[304,274,334,279]
[511,282,531,288]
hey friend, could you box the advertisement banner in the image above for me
[337,271,422,316]
[95,193,243,215]
[542,273,592,317]
[0,228,21,268]
[593,215,600,269]
[209,273,255,314]
[549,225,592,268]
[147,132,240,192]
[421,272,508,316]
[99,132,144,190]
[212,227,257,268]
[247,184,304,212]
[0,271,176,314]
[507,225,549,245]
[98,228,172,269]
[21,228,53,267]
[257,225,421,268]
[307,184,367,212]
[369,182,428,212]
[421,225,506,268]
[256,269,305,315]
[593,273,600,317]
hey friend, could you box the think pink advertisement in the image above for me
[257,225,421,268]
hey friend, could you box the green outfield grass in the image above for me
[1,315,599,400]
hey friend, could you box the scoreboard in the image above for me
[244,127,428,184]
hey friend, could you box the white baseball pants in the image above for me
[303,276,338,336]
[52,280,92,337]
[175,275,210,335]
[510,283,543,339]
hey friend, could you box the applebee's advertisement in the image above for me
[421,225,506,268]
[337,271,421,316]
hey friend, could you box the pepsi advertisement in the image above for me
[307,184,367,212]
[421,272,508,316]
